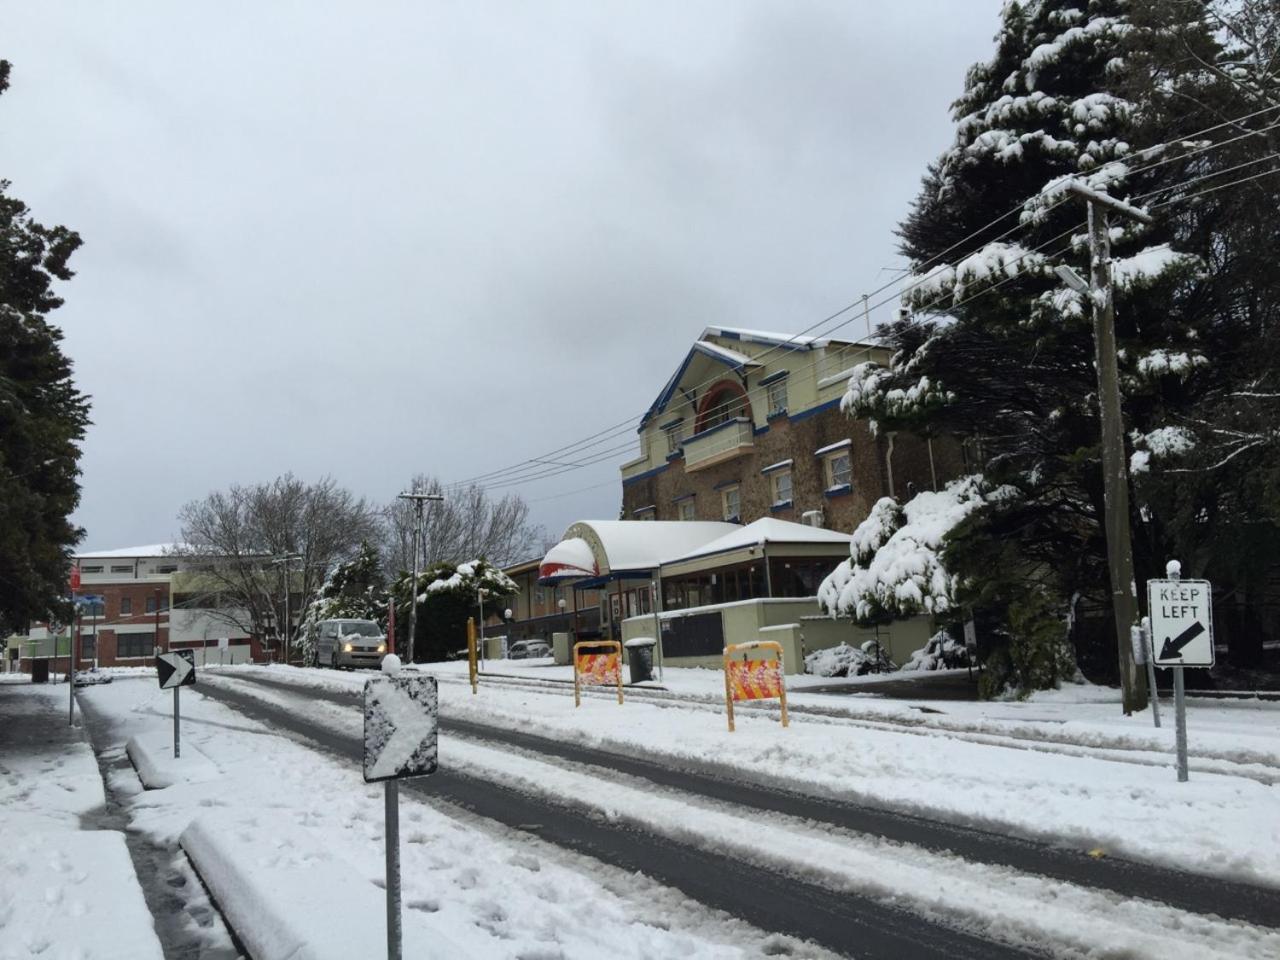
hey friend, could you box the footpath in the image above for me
[0,677,164,960]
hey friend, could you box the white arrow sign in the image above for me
[156,650,196,689]
[363,675,438,782]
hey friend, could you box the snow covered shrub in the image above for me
[900,630,970,671]
[818,476,988,623]
[390,559,518,663]
[805,641,896,678]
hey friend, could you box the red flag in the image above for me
[69,564,81,591]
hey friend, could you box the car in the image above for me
[508,640,551,660]
[313,618,388,669]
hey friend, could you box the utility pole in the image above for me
[1058,181,1152,715]
[271,554,302,665]
[397,491,444,664]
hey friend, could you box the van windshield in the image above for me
[340,622,381,637]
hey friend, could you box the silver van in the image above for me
[314,619,387,669]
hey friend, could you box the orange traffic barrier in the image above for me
[466,617,479,695]
[573,640,623,707]
[723,640,789,733]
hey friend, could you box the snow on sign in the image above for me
[363,675,438,783]
[1147,578,1214,667]
[156,650,196,689]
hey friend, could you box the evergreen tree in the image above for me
[390,559,517,663]
[0,60,90,632]
[299,541,388,663]
[824,1,1279,693]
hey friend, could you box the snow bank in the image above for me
[127,730,220,789]
[0,831,165,960]
[805,642,895,677]
[182,814,485,960]
[901,630,970,671]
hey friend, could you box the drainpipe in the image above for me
[885,432,897,499]
[761,543,774,598]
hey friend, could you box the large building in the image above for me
[620,326,962,530]
[8,545,266,673]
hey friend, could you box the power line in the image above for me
[447,106,1280,494]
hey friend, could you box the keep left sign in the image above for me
[363,675,439,783]
[1147,578,1215,667]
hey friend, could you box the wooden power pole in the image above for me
[1059,181,1152,715]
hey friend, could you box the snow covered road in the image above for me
[198,669,1280,958]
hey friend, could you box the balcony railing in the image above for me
[684,417,754,472]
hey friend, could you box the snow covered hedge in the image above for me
[805,641,896,678]
[900,630,970,672]
[818,476,991,623]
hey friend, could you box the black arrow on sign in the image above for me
[1158,621,1205,661]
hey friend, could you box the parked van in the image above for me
[313,619,387,669]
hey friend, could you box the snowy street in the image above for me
[54,663,1280,958]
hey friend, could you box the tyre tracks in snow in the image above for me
[195,673,1036,960]
[206,671,1280,940]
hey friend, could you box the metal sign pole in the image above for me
[384,779,402,960]
[70,605,80,725]
[1174,667,1188,782]
[174,686,181,759]
[1141,618,1161,729]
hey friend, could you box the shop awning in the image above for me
[538,537,599,583]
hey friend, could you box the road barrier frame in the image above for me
[723,640,789,733]
[573,640,623,707]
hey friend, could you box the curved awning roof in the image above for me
[537,537,599,583]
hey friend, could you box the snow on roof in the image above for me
[668,517,851,565]
[693,340,760,367]
[76,543,183,559]
[538,537,599,582]
[549,521,739,576]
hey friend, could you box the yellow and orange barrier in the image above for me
[723,640,788,733]
[466,617,479,695]
[573,640,623,707]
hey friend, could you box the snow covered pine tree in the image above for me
[822,1,1279,696]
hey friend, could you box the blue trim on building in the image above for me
[769,500,794,512]
[754,424,770,436]
[787,397,841,423]
[671,492,695,503]
[621,462,669,487]
[760,459,792,475]
[710,329,813,352]
[641,341,755,429]
[659,416,684,430]
[759,369,789,386]
[713,478,741,491]
[823,484,853,499]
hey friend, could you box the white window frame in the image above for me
[824,451,852,489]
[677,499,695,521]
[771,470,793,506]
[766,378,788,416]
[721,486,741,522]
[664,422,685,454]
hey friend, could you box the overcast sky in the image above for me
[4,1,1002,552]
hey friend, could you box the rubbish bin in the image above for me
[624,637,656,684]
[31,659,49,684]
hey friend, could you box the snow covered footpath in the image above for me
[79,678,829,960]
[218,663,1280,889]
[196,669,1280,960]
[0,681,165,960]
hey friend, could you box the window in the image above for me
[145,596,170,614]
[766,378,788,416]
[721,485,740,522]
[120,597,132,615]
[664,422,685,454]
[633,506,656,521]
[80,633,96,659]
[111,564,132,573]
[771,470,793,506]
[825,451,852,489]
[156,564,178,574]
[80,565,103,574]
[678,499,696,522]
[116,634,153,658]
[698,382,751,432]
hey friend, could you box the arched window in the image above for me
[696,380,752,433]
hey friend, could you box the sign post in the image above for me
[363,658,438,960]
[156,649,196,758]
[1146,561,1213,782]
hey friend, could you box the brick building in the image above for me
[12,545,265,673]
[620,326,964,530]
